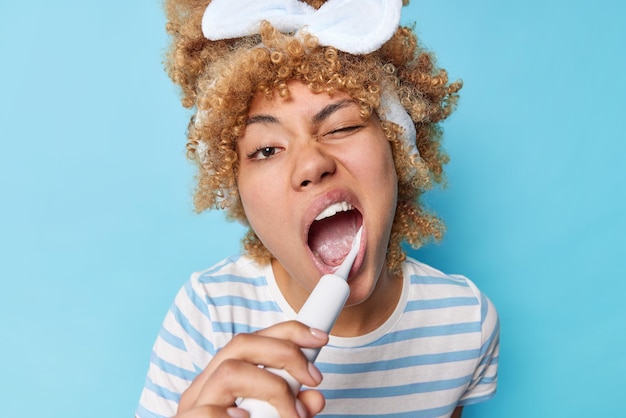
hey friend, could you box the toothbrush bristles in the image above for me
[334,226,363,280]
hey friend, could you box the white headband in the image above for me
[202,0,402,55]
[200,0,418,158]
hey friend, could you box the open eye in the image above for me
[247,146,283,160]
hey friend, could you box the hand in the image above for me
[175,321,329,418]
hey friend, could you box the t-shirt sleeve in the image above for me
[458,284,500,405]
[135,276,215,418]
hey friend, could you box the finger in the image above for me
[197,359,305,418]
[224,333,321,385]
[298,389,326,417]
[191,325,326,393]
[179,333,287,411]
[254,321,330,349]
[181,322,328,411]
[225,333,325,386]
[176,404,250,418]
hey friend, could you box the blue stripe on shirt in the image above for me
[458,390,497,406]
[371,321,482,347]
[158,327,186,351]
[321,402,458,418]
[205,295,281,312]
[322,374,472,399]
[170,304,216,355]
[479,318,500,360]
[184,280,212,320]
[317,349,480,374]
[199,255,242,275]
[144,376,181,402]
[150,351,197,381]
[478,374,497,385]
[409,274,470,286]
[212,321,259,334]
[197,272,268,286]
[406,297,478,311]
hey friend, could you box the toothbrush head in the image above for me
[333,226,363,280]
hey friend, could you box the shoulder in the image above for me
[166,255,280,343]
[169,255,271,322]
[402,258,500,403]
[403,257,480,294]
[403,257,499,327]
[186,255,269,294]
[192,254,266,281]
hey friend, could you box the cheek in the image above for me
[236,172,261,224]
[363,144,398,225]
[237,170,284,232]
[353,141,397,192]
[381,158,399,216]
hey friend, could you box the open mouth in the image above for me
[307,202,362,268]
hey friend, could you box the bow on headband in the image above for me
[202,0,403,54]
[201,0,418,158]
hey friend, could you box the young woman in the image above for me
[136,1,499,417]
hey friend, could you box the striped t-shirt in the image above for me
[136,255,499,418]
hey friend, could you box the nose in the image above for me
[291,142,336,189]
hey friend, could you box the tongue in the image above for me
[308,211,358,267]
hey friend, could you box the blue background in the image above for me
[1,0,624,416]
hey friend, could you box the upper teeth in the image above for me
[315,202,353,221]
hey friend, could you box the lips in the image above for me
[307,200,363,270]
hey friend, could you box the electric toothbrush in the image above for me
[237,226,363,417]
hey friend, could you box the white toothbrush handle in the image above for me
[296,274,350,361]
[237,274,350,417]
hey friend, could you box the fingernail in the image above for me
[227,407,248,418]
[308,362,323,384]
[295,399,308,418]
[310,327,328,340]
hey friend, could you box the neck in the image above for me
[331,267,403,337]
[272,259,403,338]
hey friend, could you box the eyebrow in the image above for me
[246,114,279,126]
[245,98,357,127]
[311,99,356,125]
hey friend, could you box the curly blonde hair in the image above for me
[163,0,462,274]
